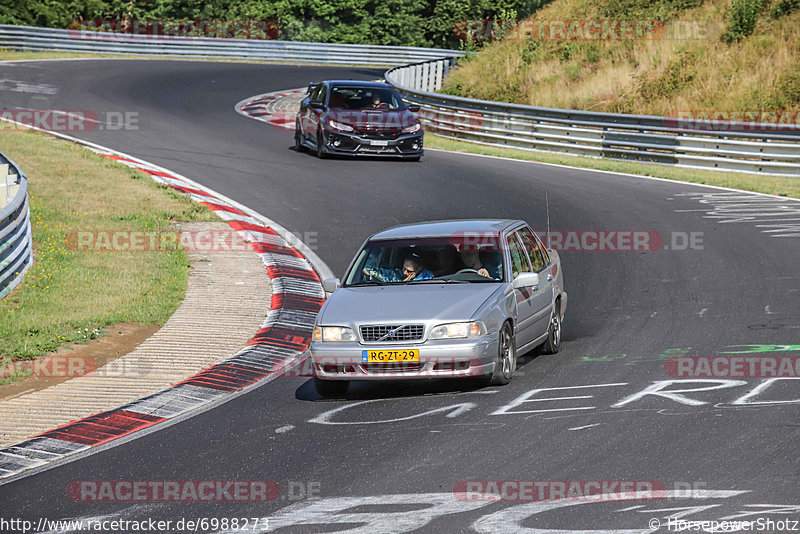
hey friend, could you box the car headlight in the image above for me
[328,120,354,132]
[401,123,421,134]
[429,321,486,339]
[313,326,357,342]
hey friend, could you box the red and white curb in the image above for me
[0,119,330,482]
[235,88,306,130]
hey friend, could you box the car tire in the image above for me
[408,156,421,162]
[316,131,328,159]
[294,121,305,152]
[314,377,348,397]
[488,323,515,386]
[541,301,562,354]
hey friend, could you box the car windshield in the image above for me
[344,236,505,286]
[329,86,404,110]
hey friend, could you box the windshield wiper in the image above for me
[347,280,390,287]
[407,278,469,284]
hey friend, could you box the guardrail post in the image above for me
[433,61,443,91]
[6,173,14,205]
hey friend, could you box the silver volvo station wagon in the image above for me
[309,220,567,397]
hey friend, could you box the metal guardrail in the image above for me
[4,24,798,176]
[0,24,463,66]
[386,59,800,177]
[0,152,32,300]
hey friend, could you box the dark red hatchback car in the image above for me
[295,80,423,160]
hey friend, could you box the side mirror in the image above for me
[322,278,340,293]
[512,272,540,290]
[309,101,325,111]
[407,104,420,112]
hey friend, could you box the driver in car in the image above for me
[363,254,433,282]
[459,250,499,279]
[370,95,388,108]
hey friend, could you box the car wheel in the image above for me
[541,301,562,354]
[489,323,515,386]
[314,376,348,397]
[294,121,305,152]
[316,131,328,159]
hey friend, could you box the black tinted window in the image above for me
[329,86,404,110]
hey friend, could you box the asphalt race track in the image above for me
[1,60,799,532]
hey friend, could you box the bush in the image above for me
[724,0,765,42]
[769,0,800,17]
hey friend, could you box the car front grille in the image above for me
[362,362,423,373]
[358,131,400,140]
[360,324,424,342]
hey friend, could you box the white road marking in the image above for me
[675,192,800,237]
[275,425,294,433]
[0,78,58,94]
[309,400,476,425]
[568,423,601,431]
[471,490,747,534]
[492,383,628,415]
[731,378,800,406]
[613,380,748,407]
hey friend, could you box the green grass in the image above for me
[0,49,392,68]
[0,126,218,364]
[425,133,800,198]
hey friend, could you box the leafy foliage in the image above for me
[769,0,800,18]
[0,0,552,48]
[724,0,765,42]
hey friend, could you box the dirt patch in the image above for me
[0,323,161,401]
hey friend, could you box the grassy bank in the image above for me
[425,133,800,198]
[443,0,800,116]
[0,126,217,365]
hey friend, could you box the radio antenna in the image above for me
[545,189,551,248]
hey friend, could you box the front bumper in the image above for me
[309,334,498,380]
[321,129,423,158]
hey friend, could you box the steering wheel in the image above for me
[455,268,480,275]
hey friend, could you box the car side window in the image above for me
[517,227,548,272]
[311,84,327,103]
[506,233,531,279]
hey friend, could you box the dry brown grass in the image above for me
[444,0,800,116]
